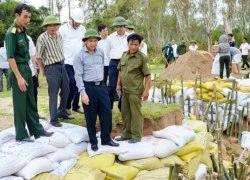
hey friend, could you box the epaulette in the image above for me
[11,27,16,34]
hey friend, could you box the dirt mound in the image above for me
[160,50,214,80]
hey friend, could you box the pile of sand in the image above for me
[160,50,214,80]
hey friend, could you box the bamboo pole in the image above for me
[230,114,236,138]
[188,97,191,113]
[194,78,199,119]
[223,165,231,180]
[210,153,218,173]
[216,128,223,180]
[160,86,164,104]
[233,162,238,180]
[181,76,185,113]
[228,167,234,180]
[231,154,235,164]
[238,110,243,144]
[199,74,204,118]
[165,82,168,104]
[203,97,215,132]
[169,80,172,104]
[221,92,230,133]
[237,162,244,179]
[227,80,236,136]
[152,74,156,102]
[240,164,248,180]
[247,102,249,131]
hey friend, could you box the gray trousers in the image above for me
[45,64,69,123]
[0,68,11,91]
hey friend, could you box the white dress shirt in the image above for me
[240,42,250,55]
[106,31,129,60]
[172,44,178,57]
[98,38,110,66]
[59,22,86,65]
[27,35,36,76]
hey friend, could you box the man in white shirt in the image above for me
[106,16,129,110]
[0,41,11,92]
[59,8,85,115]
[189,40,198,52]
[98,24,109,85]
[171,40,178,60]
[239,37,250,69]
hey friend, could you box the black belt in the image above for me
[111,59,120,61]
[84,81,104,86]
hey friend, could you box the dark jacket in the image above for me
[177,45,187,55]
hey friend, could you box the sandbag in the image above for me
[238,79,250,87]
[0,152,27,178]
[65,142,88,155]
[208,92,224,99]
[170,85,181,94]
[185,120,207,133]
[133,168,170,180]
[0,141,56,161]
[182,154,202,179]
[203,82,223,92]
[0,130,15,145]
[153,125,195,147]
[200,93,211,102]
[100,163,139,180]
[0,176,24,180]
[241,131,250,150]
[123,157,163,170]
[65,164,105,180]
[15,157,57,180]
[239,86,250,93]
[51,159,77,177]
[49,123,89,143]
[195,164,207,180]
[32,173,63,180]
[77,153,115,169]
[45,149,78,162]
[176,141,204,156]
[160,155,184,167]
[179,150,202,163]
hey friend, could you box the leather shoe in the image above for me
[66,109,72,115]
[115,136,131,141]
[91,144,98,151]
[101,140,120,147]
[34,131,54,139]
[73,108,84,114]
[128,139,141,144]
[51,121,63,127]
[17,137,34,142]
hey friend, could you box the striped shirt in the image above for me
[36,31,64,66]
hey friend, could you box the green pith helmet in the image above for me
[126,20,135,29]
[168,42,172,46]
[42,16,61,27]
[112,16,127,27]
[82,29,101,41]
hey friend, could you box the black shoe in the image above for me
[91,144,98,151]
[16,137,34,142]
[101,140,120,147]
[128,139,141,143]
[58,115,74,119]
[35,131,54,139]
[115,136,131,141]
[51,121,63,127]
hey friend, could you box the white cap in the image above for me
[71,8,84,23]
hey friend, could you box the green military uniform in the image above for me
[118,51,150,140]
[5,21,44,140]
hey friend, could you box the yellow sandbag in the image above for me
[203,82,223,92]
[123,157,163,170]
[65,164,105,180]
[200,93,211,102]
[200,148,213,168]
[77,153,115,169]
[195,132,210,149]
[133,168,170,180]
[160,155,185,167]
[187,120,207,133]
[188,113,197,120]
[176,141,204,156]
[208,92,224,99]
[182,154,202,179]
[170,85,181,94]
[209,142,218,154]
[32,173,63,180]
[223,82,233,88]
[179,150,202,163]
[239,86,250,93]
[101,163,139,180]
[79,151,88,158]
[217,97,228,104]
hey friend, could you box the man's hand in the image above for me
[17,77,28,92]
[41,70,46,77]
[116,85,121,97]
[82,95,90,105]
[142,90,149,101]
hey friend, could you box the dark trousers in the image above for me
[103,66,109,85]
[241,55,250,68]
[32,69,39,110]
[9,64,44,140]
[45,64,69,123]
[0,68,11,91]
[83,83,112,145]
[65,64,80,111]
[108,59,120,109]
[219,55,230,79]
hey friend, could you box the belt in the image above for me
[16,62,29,65]
[84,81,104,86]
[111,59,120,61]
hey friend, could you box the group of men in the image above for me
[5,3,151,151]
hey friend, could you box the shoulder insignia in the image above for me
[11,27,16,34]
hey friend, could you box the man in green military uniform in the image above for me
[116,33,151,143]
[5,4,53,141]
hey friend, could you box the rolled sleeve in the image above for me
[142,56,150,76]
[36,36,44,59]
[5,32,16,59]
[73,52,86,95]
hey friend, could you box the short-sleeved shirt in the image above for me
[118,51,150,95]
[36,31,64,66]
[5,21,30,64]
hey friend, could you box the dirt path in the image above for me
[0,97,14,131]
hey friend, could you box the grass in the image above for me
[0,64,180,128]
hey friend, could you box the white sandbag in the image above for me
[185,99,195,106]
[45,148,79,162]
[15,157,57,180]
[87,140,128,157]
[239,98,250,107]
[153,125,196,147]
[35,132,71,148]
[184,88,195,97]
[0,152,27,178]
[148,88,162,102]
[221,88,231,97]
[49,122,89,143]
[65,142,88,155]
[0,141,56,161]
[117,141,154,161]
[238,79,250,87]
[3,127,16,136]
[195,164,207,180]
[39,120,52,130]
[142,136,180,158]
[51,159,77,177]
[0,176,24,180]
[0,130,15,145]
[241,131,250,150]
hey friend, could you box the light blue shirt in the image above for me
[73,47,104,95]
[0,46,9,69]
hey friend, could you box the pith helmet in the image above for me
[112,16,127,26]
[42,16,61,27]
[71,8,84,23]
[82,29,101,41]
[126,20,135,29]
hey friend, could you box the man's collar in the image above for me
[83,46,97,53]
[127,50,140,58]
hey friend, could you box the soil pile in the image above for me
[160,50,214,80]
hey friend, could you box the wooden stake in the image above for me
[216,128,223,180]
[194,78,199,119]
[221,92,230,133]
[160,86,164,104]
[152,74,156,102]
[210,153,218,173]
[238,110,243,144]
[200,74,204,118]
[227,80,236,136]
